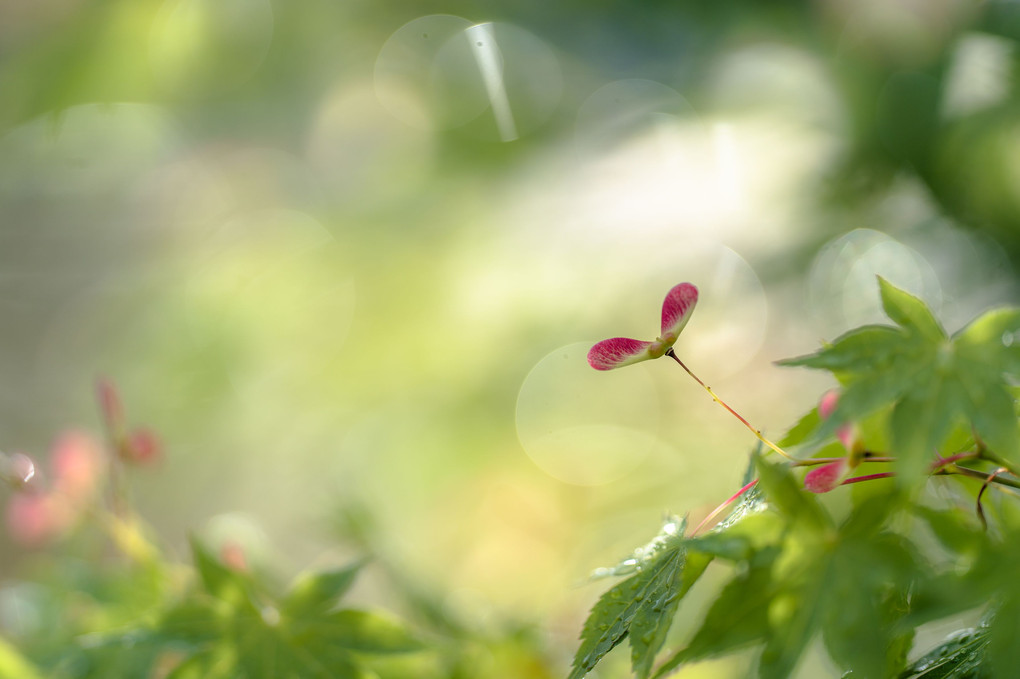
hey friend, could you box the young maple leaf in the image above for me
[587,283,698,370]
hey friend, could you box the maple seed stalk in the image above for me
[693,478,758,535]
[664,348,793,461]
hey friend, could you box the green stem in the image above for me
[978,449,1020,478]
[947,465,1020,490]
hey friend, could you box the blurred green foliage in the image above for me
[2,1,1020,678]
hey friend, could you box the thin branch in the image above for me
[948,465,1020,490]
[665,349,794,461]
[841,472,895,485]
[977,467,1008,531]
[932,450,980,470]
[791,456,895,468]
[978,449,1020,479]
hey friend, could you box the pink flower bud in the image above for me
[804,459,849,494]
[220,541,248,572]
[836,424,857,452]
[122,428,161,465]
[818,390,839,420]
[6,492,72,547]
[96,378,124,431]
[817,389,862,454]
[51,431,102,503]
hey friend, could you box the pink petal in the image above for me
[96,378,123,430]
[51,430,102,503]
[123,428,161,466]
[587,338,656,371]
[836,424,857,452]
[6,493,73,547]
[660,283,698,341]
[804,459,849,494]
[818,390,840,420]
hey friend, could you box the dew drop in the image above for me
[1002,331,1014,347]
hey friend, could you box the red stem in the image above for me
[841,472,895,485]
[693,479,759,535]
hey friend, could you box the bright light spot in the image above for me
[943,33,1013,118]
[844,240,941,325]
[576,79,695,154]
[706,43,843,127]
[465,22,561,139]
[563,91,833,252]
[712,122,744,213]
[13,454,35,484]
[375,14,487,130]
[466,23,517,141]
[809,229,942,331]
[375,16,561,138]
[516,342,673,486]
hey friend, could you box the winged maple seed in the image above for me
[587,282,698,370]
[587,281,796,465]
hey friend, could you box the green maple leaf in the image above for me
[163,541,421,679]
[569,517,700,679]
[656,464,917,679]
[910,525,1020,679]
[779,277,1020,483]
[900,624,992,679]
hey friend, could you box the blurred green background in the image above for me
[1,0,1019,676]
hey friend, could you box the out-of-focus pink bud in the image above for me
[804,459,849,494]
[122,428,161,465]
[97,378,124,431]
[818,390,862,454]
[836,424,857,452]
[51,431,102,503]
[220,541,248,572]
[6,492,72,547]
[818,390,840,420]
